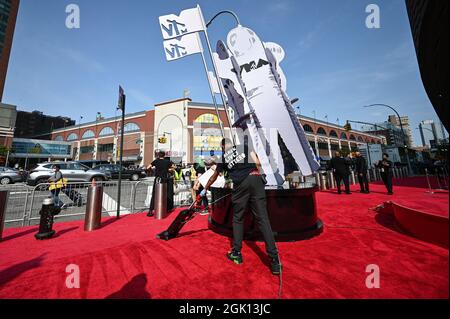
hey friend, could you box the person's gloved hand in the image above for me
[200,189,207,197]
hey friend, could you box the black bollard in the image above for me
[0,191,8,241]
[35,198,61,240]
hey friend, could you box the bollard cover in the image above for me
[43,198,54,205]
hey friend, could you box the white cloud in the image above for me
[128,89,154,107]
[59,48,106,73]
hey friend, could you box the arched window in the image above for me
[349,134,356,141]
[67,133,78,141]
[340,132,348,140]
[329,130,338,138]
[303,124,313,133]
[194,114,219,124]
[317,127,327,136]
[54,136,64,141]
[123,122,140,133]
[99,127,114,137]
[82,130,95,140]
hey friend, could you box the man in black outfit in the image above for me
[202,136,281,275]
[377,153,394,195]
[329,151,351,194]
[147,151,175,217]
[354,151,370,193]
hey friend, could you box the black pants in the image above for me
[358,172,369,192]
[231,175,278,259]
[149,178,174,212]
[381,173,393,193]
[335,174,350,193]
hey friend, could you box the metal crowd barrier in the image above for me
[1,181,139,227]
[132,179,193,214]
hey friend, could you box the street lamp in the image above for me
[363,104,412,174]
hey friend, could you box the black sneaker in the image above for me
[227,250,243,265]
[270,256,282,275]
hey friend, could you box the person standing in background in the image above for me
[193,158,208,207]
[354,152,370,193]
[48,165,64,208]
[329,151,352,194]
[377,153,394,195]
[147,151,175,217]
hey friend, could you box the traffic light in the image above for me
[344,122,352,131]
[158,136,167,144]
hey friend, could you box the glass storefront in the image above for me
[11,138,72,159]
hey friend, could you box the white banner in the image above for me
[163,33,203,61]
[159,6,205,40]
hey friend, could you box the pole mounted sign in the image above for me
[163,33,203,61]
[159,7,205,40]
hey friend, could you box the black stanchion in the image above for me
[0,190,8,241]
[35,198,61,240]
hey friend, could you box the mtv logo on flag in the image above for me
[159,6,205,40]
[163,33,203,61]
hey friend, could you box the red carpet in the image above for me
[368,176,449,248]
[0,177,448,299]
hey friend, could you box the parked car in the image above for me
[0,167,24,185]
[27,161,110,186]
[76,160,110,169]
[93,164,147,181]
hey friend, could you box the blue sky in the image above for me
[3,0,446,146]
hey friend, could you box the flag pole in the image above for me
[198,4,236,145]
[198,38,225,138]
[116,87,125,219]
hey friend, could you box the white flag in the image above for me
[163,33,203,61]
[159,6,205,40]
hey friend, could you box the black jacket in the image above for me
[329,157,351,176]
[377,159,393,176]
[354,156,368,174]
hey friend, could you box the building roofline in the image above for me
[299,115,382,139]
[188,102,225,109]
[155,98,192,107]
[52,110,147,134]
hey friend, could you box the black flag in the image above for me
[118,86,125,111]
